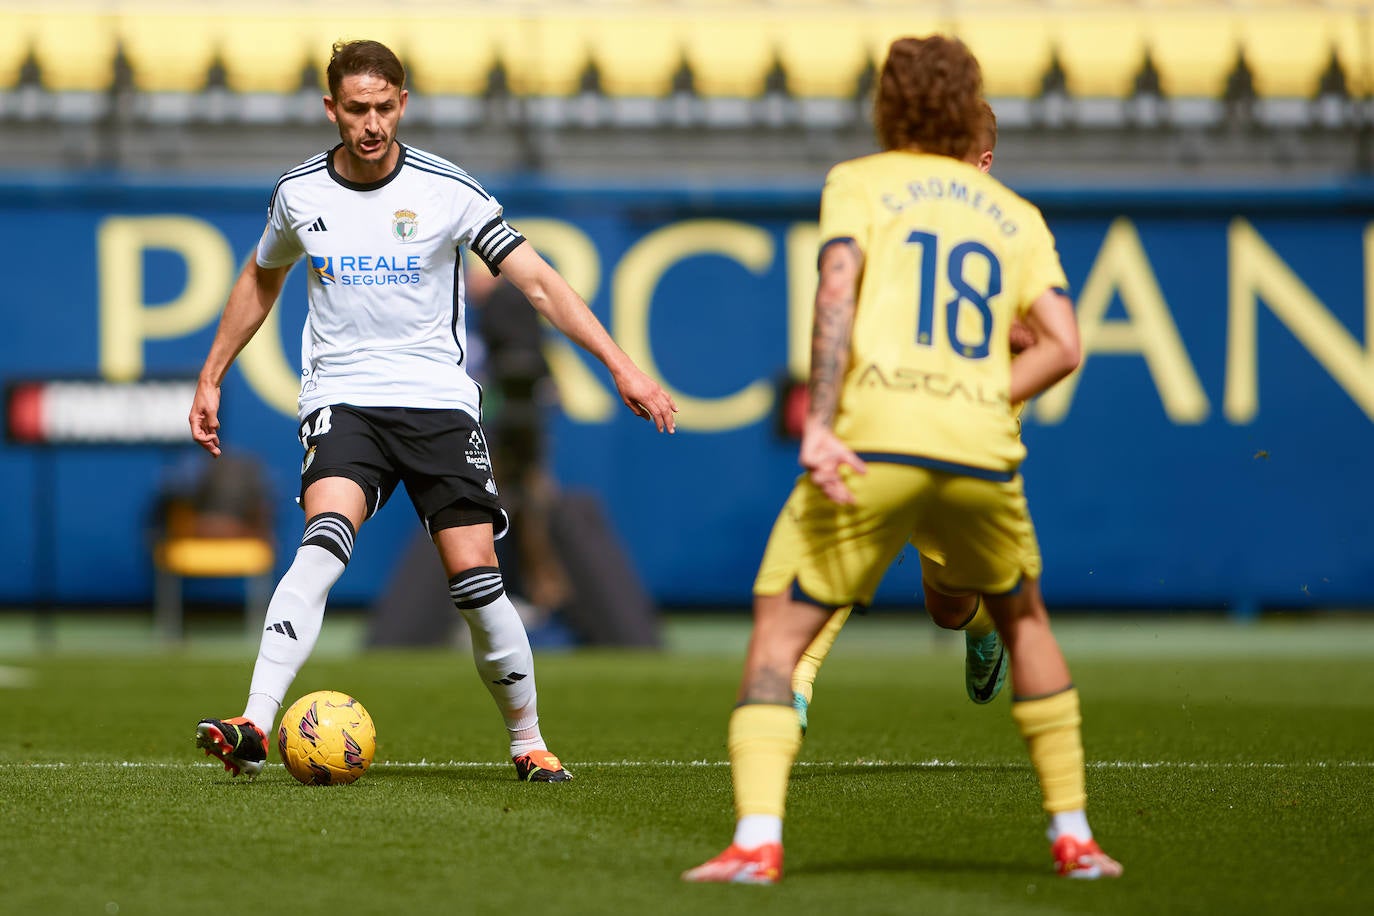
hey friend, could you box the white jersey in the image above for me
[256,143,525,420]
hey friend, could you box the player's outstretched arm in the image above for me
[1009,288,1081,405]
[190,258,291,456]
[801,239,867,505]
[497,241,678,433]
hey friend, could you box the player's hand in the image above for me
[800,421,866,504]
[612,365,679,434]
[189,380,223,457]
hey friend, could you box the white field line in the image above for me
[1,759,1371,770]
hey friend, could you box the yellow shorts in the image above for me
[753,462,1042,607]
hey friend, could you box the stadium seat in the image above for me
[500,13,592,97]
[0,10,32,90]
[1143,9,1241,98]
[30,11,118,92]
[154,536,275,642]
[1053,10,1147,99]
[954,10,1055,98]
[1239,10,1352,98]
[402,15,500,96]
[117,12,217,93]
[150,453,276,642]
[587,14,680,98]
[215,15,316,94]
[1329,9,1370,97]
[682,14,775,97]
[777,16,868,99]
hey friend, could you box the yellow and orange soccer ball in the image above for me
[276,690,376,785]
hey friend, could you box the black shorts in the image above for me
[297,404,509,539]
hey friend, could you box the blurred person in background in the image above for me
[464,262,572,620]
[790,99,1034,732]
[684,36,1120,883]
[188,39,677,784]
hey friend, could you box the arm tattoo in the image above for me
[742,665,799,706]
[809,242,860,427]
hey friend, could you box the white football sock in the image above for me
[733,814,783,849]
[1048,809,1093,843]
[451,567,545,757]
[242,516,353,731]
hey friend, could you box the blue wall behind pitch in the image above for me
[1,174,1370,611]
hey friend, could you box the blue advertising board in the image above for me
[1,174,1371,612]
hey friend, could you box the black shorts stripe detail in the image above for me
[301,511,356,565]
[855,452,1018,483]
[449,566,505,610]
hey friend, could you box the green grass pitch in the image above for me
[1,613,1371,915]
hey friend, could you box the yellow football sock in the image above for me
[791,607,851,703]
[1011,687,1086,814]
[961,598,995,640]
[728,704,805,819]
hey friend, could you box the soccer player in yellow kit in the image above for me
[790,100,1009,734]
[683,36,1122,884]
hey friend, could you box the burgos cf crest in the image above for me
[309,255,336,285]
[392,208,418,243]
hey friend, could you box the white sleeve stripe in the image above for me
[473,225,513,254]
[472,237,523,268]
[473,219,524,259]
[488,234,524,263]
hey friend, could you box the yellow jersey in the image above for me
[818,151,1067,477]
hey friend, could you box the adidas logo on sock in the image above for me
[305,217,328,232]
[266,621,298,639]
[493,671,527,686]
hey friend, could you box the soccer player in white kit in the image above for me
[189,39,678,782]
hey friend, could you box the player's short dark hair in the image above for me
[873,35,983,161]
[978,99,998,153]
[327,39,406,99]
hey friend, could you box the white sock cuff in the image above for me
[733,814,783,849]
[1048,809,1092,843]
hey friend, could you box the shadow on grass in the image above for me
[793,854,1037,878]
